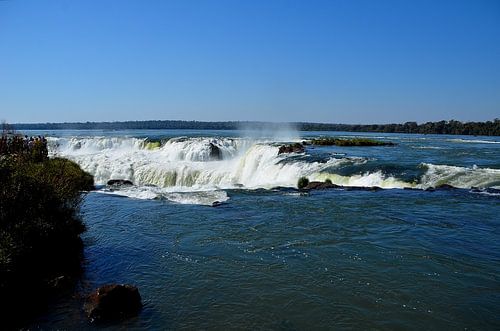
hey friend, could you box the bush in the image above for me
[297,176,310,189]
[325,178,332,184]
[0,129,94,324]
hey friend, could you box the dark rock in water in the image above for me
[434,184,457,190]
[209,143,222,160]
[303,181,340,190]
[85,284,142,322]
[302,182,384,192]
[425,184,458,191]
[107,179,133,186]
[212,201,223,207]
[278,143,305,155]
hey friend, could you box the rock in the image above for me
[303,181,340,190]
[301,182,384,191]
[211,201,222,207]
[107,179,133,186]
[84,284,142,322]
[434,184,457,190]
[278,143,305,155]
[209,143,222,160]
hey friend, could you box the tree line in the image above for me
[12,119,500,136]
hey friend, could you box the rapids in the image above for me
[46,134,500,205]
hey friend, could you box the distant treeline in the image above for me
[13,119,500,136]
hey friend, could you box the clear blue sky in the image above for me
[0,0,499,124]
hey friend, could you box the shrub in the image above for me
[0,129,94,323]
[325,178,332,184]
[297,176,310,189]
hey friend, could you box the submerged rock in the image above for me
[278,143,305,155]
[301,181,383,192]
[107,179,133,186]
[84,284,142,322]
[426,184,458,191]
[434,184,457,190]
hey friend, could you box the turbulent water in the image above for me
[46,131,500,204]
[29,130,500,329]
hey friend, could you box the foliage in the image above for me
[0,130,94,298]
[310,137,395,146]
[297,176,310,189]
[12,118,500,136]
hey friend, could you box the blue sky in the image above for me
[0,0,499,124]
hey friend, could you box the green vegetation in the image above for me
[309,137,395,146]
[12,119,500,136]
[324,178,332,184]
[0,127,94,324]
[297,176,310,189]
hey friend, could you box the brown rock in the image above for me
[278,143,305,155]
[84,284,142,322]
[303,181,340,190]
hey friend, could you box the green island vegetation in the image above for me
[297,176,310,189]
[13,119,500,136]
[0,125,94,325]
[309,137,395,146]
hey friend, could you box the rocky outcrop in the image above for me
[84,284,142,322]
[211,201,223,207]
[209,143,222,160]
[301,181,382,191]
[302,181,340,190]
[425,184,457,191]
[107,179,133,186]
[278,143,305,155]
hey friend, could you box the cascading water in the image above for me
[47,136,500,204]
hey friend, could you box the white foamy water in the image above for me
[100,186,230,205]
[418,163,500,189]
[47,136,500,203]
[447,138,500,144]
